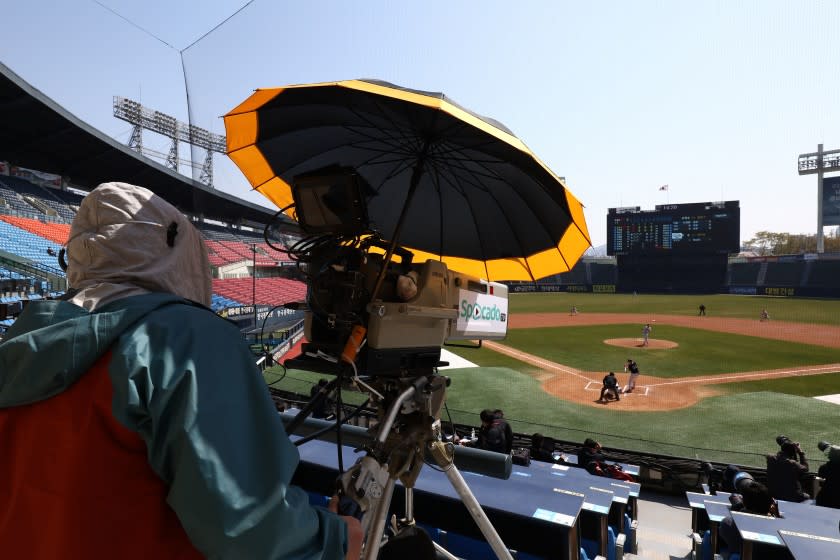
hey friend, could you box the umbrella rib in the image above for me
[345,100,425,157]
[427,158,496,280]
[429,143,560,279]
[429,142,512,186]
[367,158,417,198]
[340,126,419,156]
[425,159,447,260]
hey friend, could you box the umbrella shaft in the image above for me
[370,146,429,301]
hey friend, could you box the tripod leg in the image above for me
[362,476,396,560]
[441,462,514,560]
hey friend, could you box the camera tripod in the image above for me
[338,373,514,560]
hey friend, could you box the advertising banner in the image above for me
[454,288,508,338]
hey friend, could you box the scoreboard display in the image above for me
[607,201,740,256]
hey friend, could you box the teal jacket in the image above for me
[0,293,347,559]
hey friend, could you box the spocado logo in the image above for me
[460,299,506,322]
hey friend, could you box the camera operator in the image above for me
[766,435,811,502]
[718,480,779,558]
[816,441,840,509]
[0,184,362,559]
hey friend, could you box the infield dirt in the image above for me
[483,313,840,411]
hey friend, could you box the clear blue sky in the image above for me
[3,0,840,248]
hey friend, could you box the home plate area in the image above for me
[584,380,650,397]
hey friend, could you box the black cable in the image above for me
[335,379,344,473]
[284,377,341,435]
[266,362,287,386]
[293,397,371,448]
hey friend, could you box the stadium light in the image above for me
[797,144,840,253]
[113,96,226,187]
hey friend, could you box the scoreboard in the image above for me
[607,201,740,256]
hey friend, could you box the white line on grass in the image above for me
[646,364,840,388]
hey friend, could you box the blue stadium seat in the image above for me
[436,530,498,560]
[622,513,635,554]
[581,526,617,560]
[700,529,713,560]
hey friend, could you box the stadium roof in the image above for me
[0,61,274,225]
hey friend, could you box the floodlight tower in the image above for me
[113,97,226,188]
[797,144,840,253]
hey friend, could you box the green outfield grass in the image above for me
[447,325,840,377]
[709,372,840,397]
[267,292,840,467]
[438,366,840,467]
[268,361,840,467]
[510,292,840,326]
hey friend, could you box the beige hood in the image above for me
[66,182,211,310]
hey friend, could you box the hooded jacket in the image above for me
[0,183,346,559]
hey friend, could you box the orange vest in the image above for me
[0,351,204,559]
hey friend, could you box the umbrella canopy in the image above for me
[224,79,591,281]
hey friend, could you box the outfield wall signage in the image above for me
[763,287,795,297]
[592,284,616,293]
[729,286,757,295]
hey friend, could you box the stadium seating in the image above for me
[807,259,840,287]
[0,176,80,221]
[211,277,306,306]
[729,262,761,285]
[0,219,65,273]
[763,261,806,286]
[0,215,69,246]
[210,293,242,311]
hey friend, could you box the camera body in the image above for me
[300,246,508,376]
[287,165,509,377]
[776,435,798,448]
[700,462,754,495]
[819,441,840,462]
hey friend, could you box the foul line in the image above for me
[482,342,840,393]
[482,341,591,382]
[646,364,840,388]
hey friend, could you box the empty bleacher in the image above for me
[763,260,806,286]
[589,262,617,285]
[728,261,761,285]
[212,277,306,306]
[0,215,69,246]
[0,219,65,273]
[0,176,80,221]
[197,221,289,268]
[806,259,840,287]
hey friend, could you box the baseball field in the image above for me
[268,293,840,467]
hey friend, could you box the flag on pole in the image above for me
[659,184,669,191]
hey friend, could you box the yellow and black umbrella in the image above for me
[224,79,591,281]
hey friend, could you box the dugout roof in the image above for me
[0,61,274,226]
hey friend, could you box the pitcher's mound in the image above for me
[604,338,679,349]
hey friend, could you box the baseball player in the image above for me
[623,358,640,393]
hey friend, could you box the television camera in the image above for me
[280,165,510,379]
[819,441,840,462]
[273,166,514,560]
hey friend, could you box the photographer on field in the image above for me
[766,435,811,502]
